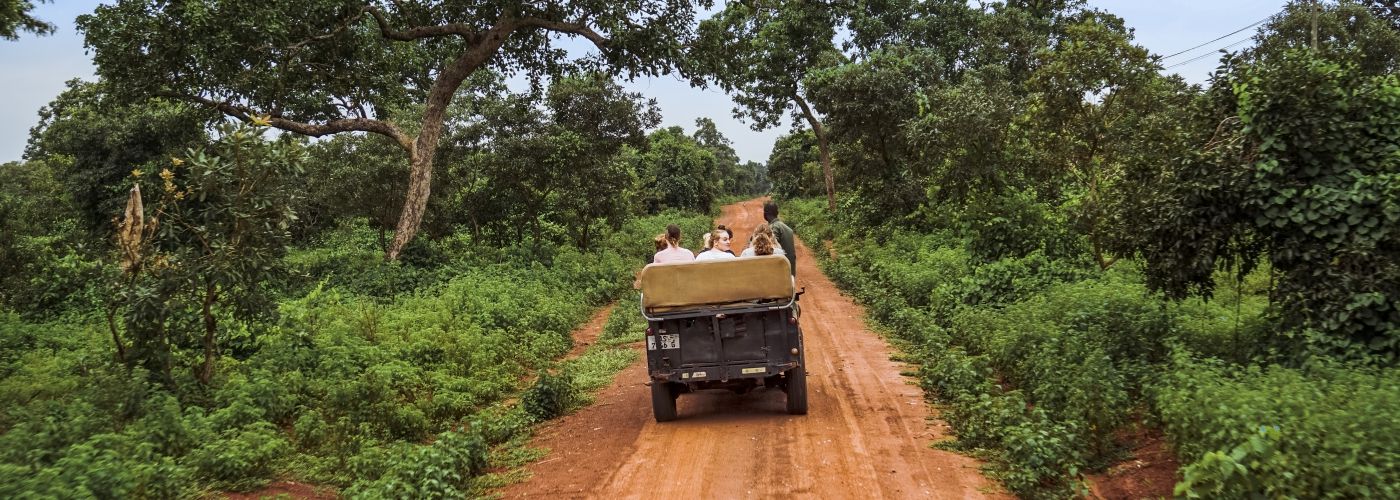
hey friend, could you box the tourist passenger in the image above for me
[764,201,796,275]
[652,224,695,264]
[751,233,776,256]
[718,224,738,256]
[645,233,668,264]
[695,229,737,261]
[741,222,786,257]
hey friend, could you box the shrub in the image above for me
[1156,353,1400,498]
[344,429,488,499]
[601,291,642,344]
[522,370,579,422]
[186,421,290,491]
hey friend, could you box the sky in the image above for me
[0,1,1288,166]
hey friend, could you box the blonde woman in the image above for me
[695,229,737,261]
[741,222,786,257]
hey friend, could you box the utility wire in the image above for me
[1162,35,1256,70]
[1159,15,1273,61]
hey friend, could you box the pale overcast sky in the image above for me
[0,1,1288,165]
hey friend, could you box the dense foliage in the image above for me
[0,207,711,497]
[5,0,1398,497]
[78,0,709,259]
[0,0,52,40]
[774,0,1400,498]
[5,46,723,494]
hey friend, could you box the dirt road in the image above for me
[499,197,1003,499]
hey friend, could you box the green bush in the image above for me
[0,432,193,499]
[1156,353,1400,498]
[793,205,1200,497]
[522,370,579,422]
[186,421,290,491]
[959,189,1072,262]
[343,429,488,499]
[601,291,642,344]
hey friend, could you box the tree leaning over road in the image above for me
[78,0,704,260]
[691,0,842,210]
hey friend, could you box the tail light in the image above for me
[789,316,798,325]
[646,327,654,336]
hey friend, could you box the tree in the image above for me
[0,0,53,40]
[25,80,215,235]
[806,46,934,218]
[118,121,305,385]
[79,0,703,260]
[0,160,91,314]
[544,73,659,248]
[692,117,753,196]
[1021,12,1163,269]
[1367,0,1400,30]
[692,0,842,210]
[1245,0,1400,75]
[1130,51,1400,364]
[442,73,657,248]
[765,130,821,199]
[904,65,1026,203]
[636,127,717,213]
[300,134,411,249]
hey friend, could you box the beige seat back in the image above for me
[640,255,794,311]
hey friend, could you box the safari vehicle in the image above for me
[638,254,807,422]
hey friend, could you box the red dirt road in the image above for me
[499,197,1004,499]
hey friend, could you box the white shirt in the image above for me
[695,249,737,261]
[740,246,786,257]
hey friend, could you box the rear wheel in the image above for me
[651,382,677,422]
[785,367,808,415]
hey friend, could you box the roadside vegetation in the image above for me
[2,0,1397,498]
[1,62,738,496]
[777,1,1400,498]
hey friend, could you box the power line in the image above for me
[1162,35,1256,70]
[1159,15,1273,61]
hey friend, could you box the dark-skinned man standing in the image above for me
[764,201,796,276]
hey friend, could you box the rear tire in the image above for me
[651,382,677,422]
[785,367,808,415]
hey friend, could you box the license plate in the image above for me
[659,334,680,350]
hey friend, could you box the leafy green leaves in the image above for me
[0,0,53,40]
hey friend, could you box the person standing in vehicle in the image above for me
[764,201,796,275]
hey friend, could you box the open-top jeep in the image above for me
[638,254,806,422]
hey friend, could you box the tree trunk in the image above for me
[385,23,514,261]
[106,303,126,363]
[387,150,433,261]
[794,94,836,211]
[198,282,218,385]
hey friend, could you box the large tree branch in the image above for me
[169,93,415,152]
[792,92,825,138]
[365,6,483,42]
[255,7,370,53]
[513,16,609,48]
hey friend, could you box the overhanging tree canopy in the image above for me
[690,0,842,210]
[78,0,705,260]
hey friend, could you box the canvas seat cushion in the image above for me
[640,255,794,310]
